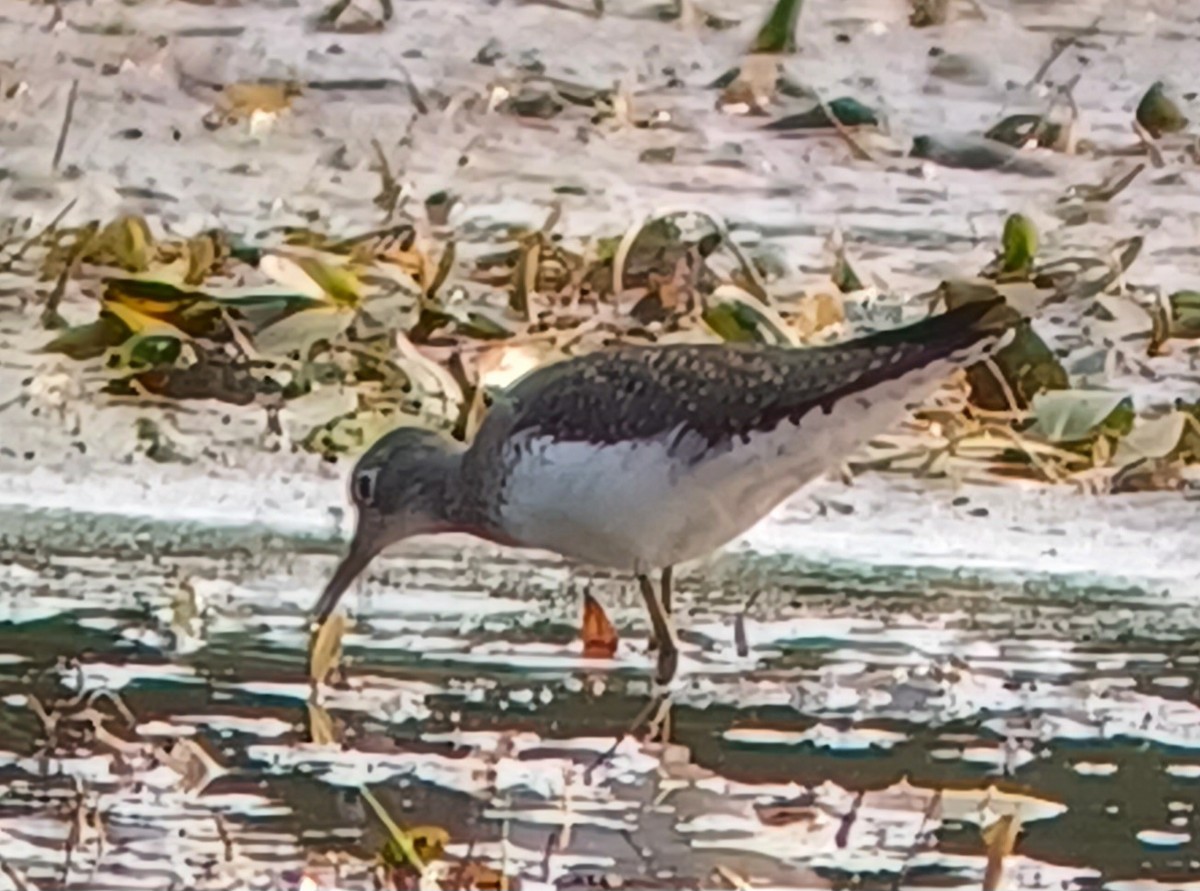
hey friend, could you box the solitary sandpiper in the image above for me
[310,296,1017,684]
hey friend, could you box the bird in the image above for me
[309,295,1018,685]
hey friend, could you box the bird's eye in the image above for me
[353,468,379,505]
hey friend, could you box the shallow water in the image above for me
[3,0,1200,887]
[2,477,1199,889]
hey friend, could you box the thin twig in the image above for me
[0,852,32,891]
[611,212,646,299]
[1028,16,1101,87]
[891,788,943,891]
[52,79,79,171]
[1028,37,1072,88]
[615,205,772,305]
[583,692,668,783]
[995,425,1065,483]
[41,221,98,329]
[0,198,77,272]
[811,89,875,164]
[983,357,1020,415]
[1132,120,1166,168]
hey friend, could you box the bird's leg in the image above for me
[638,573,678,685]
[647,566,674,652]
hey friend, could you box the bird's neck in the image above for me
[418,443,471,530]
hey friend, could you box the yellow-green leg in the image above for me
[638,571,678,685]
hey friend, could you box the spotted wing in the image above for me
[496,296,1013,450]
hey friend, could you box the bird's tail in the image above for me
[791,290,1022,427]
[849,292,1020,362]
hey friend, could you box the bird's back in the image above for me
[461,297,1015,570]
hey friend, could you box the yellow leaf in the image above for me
[260,252,363,306]
[95,215,154,272]
[408,825,450,863]
[360,784,426,874]
[306,700,336,745]
[184,234,220,285]
[221,82,297,116]
[308,613,345,684]
[981,813,1021,891]
[296,255,363,306]
[103,299,192,340]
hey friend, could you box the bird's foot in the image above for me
[645,694,673,744]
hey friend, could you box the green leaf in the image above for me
[457,310,514,340]
[1028,390,1133,443]
[703,285,795,345]
[999,213,1038,279]
[1136,82,1188,138]
[965,324,1068,410]
[1169,290,1200,339]
[41,315,131,359]
[910,134,1055,176]
[832,246,864,293]
[251,304,355,357]
[703,302,760,343]
[984,114,1064,150]
[762,97,879,132]
[751,0,805,54]
[1114,411,1189,466]
[127,335,183,368]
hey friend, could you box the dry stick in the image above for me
[0,853,32,891]
[811,89,875,164]
[538,831,559,882]
[327,223,416,253]
[611,212,647,299]
[995,425,1065,483]
[60,778,85,889]
[500,818,511,891]
[714,865,751,890]
[733,588,764,658]
[1028,36,1073,88]
[393,61,428,115]
[583,691,669,783]
[41,222,97,329]
[1132,120,1166,168]
[52,79,79,172]
[983,357,1021,416]
[890,788,943,891]
[1090,163,1144,202]
[0,198,77,272]
[1029,16,1101,87]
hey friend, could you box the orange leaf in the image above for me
[581,592,618,658]
[440,861,515,891]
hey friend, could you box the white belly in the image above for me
[495,358,959,571]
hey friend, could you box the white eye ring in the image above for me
[353,467,380,505]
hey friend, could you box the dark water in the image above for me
[2,497,1199,890]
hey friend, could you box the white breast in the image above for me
[495,353,973,572]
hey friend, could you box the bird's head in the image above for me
[311,426,465,625]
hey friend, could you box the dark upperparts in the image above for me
[496,296,1017,449]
